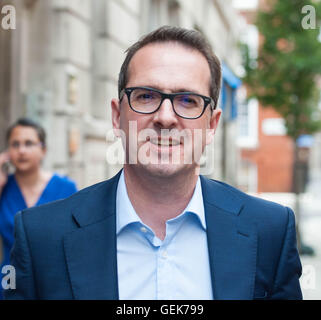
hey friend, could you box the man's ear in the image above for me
[111,98,121,137]
[206,108,222,145]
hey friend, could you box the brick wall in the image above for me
[242,107,294,193]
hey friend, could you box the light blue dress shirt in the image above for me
[116,171,213,300]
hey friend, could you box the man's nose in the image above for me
[152,98,178,128]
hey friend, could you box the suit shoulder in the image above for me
[203,177,291,221]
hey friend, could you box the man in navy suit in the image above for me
[5,26,302,300]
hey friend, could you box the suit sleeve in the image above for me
[4,211,37,300]
[270,207,303,299]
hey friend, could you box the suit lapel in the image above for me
[64,172,121,300]
[201,176,257,300]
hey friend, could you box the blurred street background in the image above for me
[255,165,321,299]
[1,0,321,299]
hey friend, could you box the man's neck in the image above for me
[123,165,199,240]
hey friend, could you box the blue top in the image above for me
[116,171,213,299]
[0,173,77,298]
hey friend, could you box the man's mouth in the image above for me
[149,137,181,147]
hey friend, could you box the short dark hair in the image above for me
[6,118,46,148]
[118,25,222,108]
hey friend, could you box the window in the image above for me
[238,159,258,193]
[237,88,258,148]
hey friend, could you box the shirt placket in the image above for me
[155,220,180,300]
[156,244,172,300]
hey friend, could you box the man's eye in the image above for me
[135,92,158,103]
[177,95,197,106]
[182,97,194,103]
[141,94,152,99]
[138,93,154,100]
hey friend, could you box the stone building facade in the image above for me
[0,0,243,189]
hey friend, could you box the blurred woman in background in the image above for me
[0,118,77,298]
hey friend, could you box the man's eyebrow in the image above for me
[141,85,203,94]
[173,88,201,94]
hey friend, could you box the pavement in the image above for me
[255,172,321,300]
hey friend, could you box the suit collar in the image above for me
[71,173,236,228]
[71,170,122,228]
[64,170,122,300]
[200,176,257,299]
[200,175,244,215]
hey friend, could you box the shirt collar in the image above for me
[116,171,206,235]
[182,176,206,230]
[116,171,141,234]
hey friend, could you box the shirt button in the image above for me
[162,250,168,259]
[140,227,148,233]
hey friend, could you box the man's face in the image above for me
[111,42,221,178]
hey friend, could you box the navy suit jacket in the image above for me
[4,171,302,300]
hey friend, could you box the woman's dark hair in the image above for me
[6,118,46,148]
[118,25,222,109]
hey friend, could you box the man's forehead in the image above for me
[129,41,204,65]
[126,42,211,92]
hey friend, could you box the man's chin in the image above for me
[136,162,195,179]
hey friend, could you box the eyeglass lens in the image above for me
[130,88,205,118]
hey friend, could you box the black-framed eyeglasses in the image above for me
[119,86,216,120]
